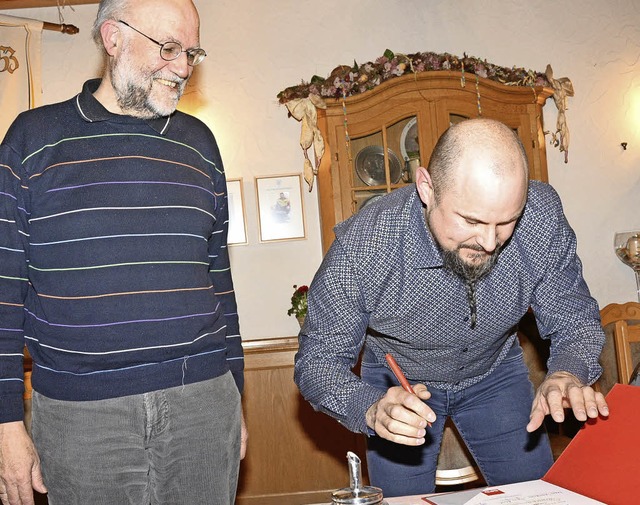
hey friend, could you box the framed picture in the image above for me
[226,178,247,245]
[255,174,306,242]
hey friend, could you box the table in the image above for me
[308,480,606,504]
[310,494,435,505]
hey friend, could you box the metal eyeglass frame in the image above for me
[117,19,207,66]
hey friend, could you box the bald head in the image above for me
[427,118,529,202]
[415,118,529,281]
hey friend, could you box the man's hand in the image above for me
[527,371,609,433]
[0,421,46,505]
[365,384,435,445]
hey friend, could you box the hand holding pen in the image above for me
[364,353,436,446]
[385,353,432,428]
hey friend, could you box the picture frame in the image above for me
[226,178,248,245]
[255,174,306,242]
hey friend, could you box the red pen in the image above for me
[385,353,432,427]
[385,353,415,394]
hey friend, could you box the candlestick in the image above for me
[614,231,640,302]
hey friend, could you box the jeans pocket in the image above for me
[501,340,524,363]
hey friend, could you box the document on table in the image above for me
[420,488,483,505]
[422,480,605,505]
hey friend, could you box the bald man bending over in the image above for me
[295,118,608,497]
[0,1,246,504]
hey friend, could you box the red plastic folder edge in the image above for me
[542,383,640,505]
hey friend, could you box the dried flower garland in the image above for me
[277,49,550,104]
[279,50,572,191]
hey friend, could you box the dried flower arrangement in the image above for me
[277,49,550,104]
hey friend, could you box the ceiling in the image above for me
[0,0,98,9]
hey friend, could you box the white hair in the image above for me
[91,0,131,48]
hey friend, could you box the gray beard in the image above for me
[115,81,161,119]
[109,56,185,119]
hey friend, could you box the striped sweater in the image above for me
[0,79,243,423]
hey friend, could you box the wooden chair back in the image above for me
[600,302,640,385]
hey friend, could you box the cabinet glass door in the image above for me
[349,115,419,213]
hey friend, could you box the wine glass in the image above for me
[614,231,640,302]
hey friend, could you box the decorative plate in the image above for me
[400,117,420,161]
[355,146,402,186]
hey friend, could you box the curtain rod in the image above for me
[42,21,79,34]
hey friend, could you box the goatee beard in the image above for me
[440,245,502,330]
[440,245,501,283]
[425,206,503,328]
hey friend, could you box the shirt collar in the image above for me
[74,79,171,135]
[406,188,444,269]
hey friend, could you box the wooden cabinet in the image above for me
[316,71,553,253]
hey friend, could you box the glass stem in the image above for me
[636,270,640,303]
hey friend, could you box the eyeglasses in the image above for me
[117,20,207,67]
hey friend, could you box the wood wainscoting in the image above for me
[237,337,366,505]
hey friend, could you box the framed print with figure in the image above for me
[226,178,247,245]
[255,174,306,242]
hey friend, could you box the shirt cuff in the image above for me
[344,383,386,434]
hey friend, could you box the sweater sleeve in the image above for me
[0,142,30,423]
[208,169,244,393]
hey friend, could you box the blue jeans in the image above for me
[363,342,554,497]
[31,372,241,505]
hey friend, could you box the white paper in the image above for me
[420,488,484,505]
[461,480,605,505]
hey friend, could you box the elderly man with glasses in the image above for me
[0,1,246,504]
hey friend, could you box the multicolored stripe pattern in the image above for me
[0,80,243,422]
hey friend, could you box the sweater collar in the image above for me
[74,79,171,135]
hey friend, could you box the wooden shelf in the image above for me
[0,0,97,9]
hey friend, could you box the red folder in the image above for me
[543,383,640,505]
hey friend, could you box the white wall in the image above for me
[4,0,640,340]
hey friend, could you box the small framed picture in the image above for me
[255,174,306,242]
[226,178,247,245]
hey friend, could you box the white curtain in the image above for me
[0,14,43,142]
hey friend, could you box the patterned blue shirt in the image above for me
[294,182,604,434]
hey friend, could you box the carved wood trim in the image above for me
[600,301,640,325]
